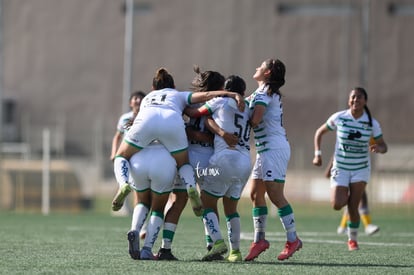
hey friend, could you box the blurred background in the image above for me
[0,0,413,213]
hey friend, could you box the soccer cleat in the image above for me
[277,238,302,261]
[140,247,156,260]
[187,186,203,217]
[112,184,132,211]
[206,245,224,260]
[348,240,359,251]
[157,248,178,261]
[337,226,347,235]
[244,239,270,261]
[202,240,227,261]
[127,230,140,260]
[226,249,242,262]
[365,224,380,236]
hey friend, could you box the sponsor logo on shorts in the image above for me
[195,162,220,178]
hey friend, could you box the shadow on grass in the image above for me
[184,259,414,269]
[245,261,414,269]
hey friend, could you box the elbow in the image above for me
[186,110,200,118]
[249,119,259,128]
[314,126,328,141]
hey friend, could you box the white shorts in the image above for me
[201,149,251,199]
[189,145,214,181]
[129,144,177,194]
[171,175,185,192]
[251,148,290,183]
[330,166,370,187]
[125,108,188,154]
[170,145,214,191]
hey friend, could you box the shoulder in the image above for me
[371,117,381,128]
[329,110,348,120]
[206,97,226,109]
[326,110,346,129]
[147,90,158,95]
[182,90,193,97]
[166,89,192,101]
[251,93,270,107]
[225,97,238,111]
[120,111,133,120]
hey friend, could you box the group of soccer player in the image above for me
[110,57,387,261]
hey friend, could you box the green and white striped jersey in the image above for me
[327,109,383,171]
[247,85,289,153]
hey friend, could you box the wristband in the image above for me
[314,150,322,156]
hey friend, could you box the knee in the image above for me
[331,201,346,211]
[249,191,256,202]
[332,204,342,211]
[250,192,264,205]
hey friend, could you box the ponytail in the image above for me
[191,65,225,92]
[265,59,285,96]
[152,67,175,90]
[354,87,372,127]
[364,106,373,127]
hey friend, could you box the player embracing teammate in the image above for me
[112,60,304,262]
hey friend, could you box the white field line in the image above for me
[240,232,414,247]
[66,225,414,239]
[65,226,414,247]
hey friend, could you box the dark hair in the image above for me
[191,65,225,92]
[264,58,285,96]
[130,90,146,101]
[353,87,372,127]
[224,75,246,96]
[152,68,175,90]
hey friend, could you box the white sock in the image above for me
[204,224,213,249]
[114,157,130,187]
[161,222,177,249]
[348,227,359,241]
[253,215,267,243]
[131,203,149,232]
[143,211,164,249]
[178,164,196,190]
[203,209,222,242]
[280,213,297,242]
[226,213,240,251]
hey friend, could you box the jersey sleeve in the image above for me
[185,91,193,105]
[251,92,269,108]
[117,113,130,133]
[226,98,238,111]
[205,97,224,114]
[326,112,340,131]
[372,118,383,139]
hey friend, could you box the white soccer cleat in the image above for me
[187,186,203,217]
[337,226,347,235]
[112,183,132,211]
[365,224,380,236]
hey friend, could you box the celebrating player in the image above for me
[313,87,388,251]
[244,59,302,261]
[113,67,245,218]
[186,74,251,262]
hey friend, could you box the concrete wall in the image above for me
[2,0,413,173]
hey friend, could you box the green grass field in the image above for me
[1,199,413,275]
